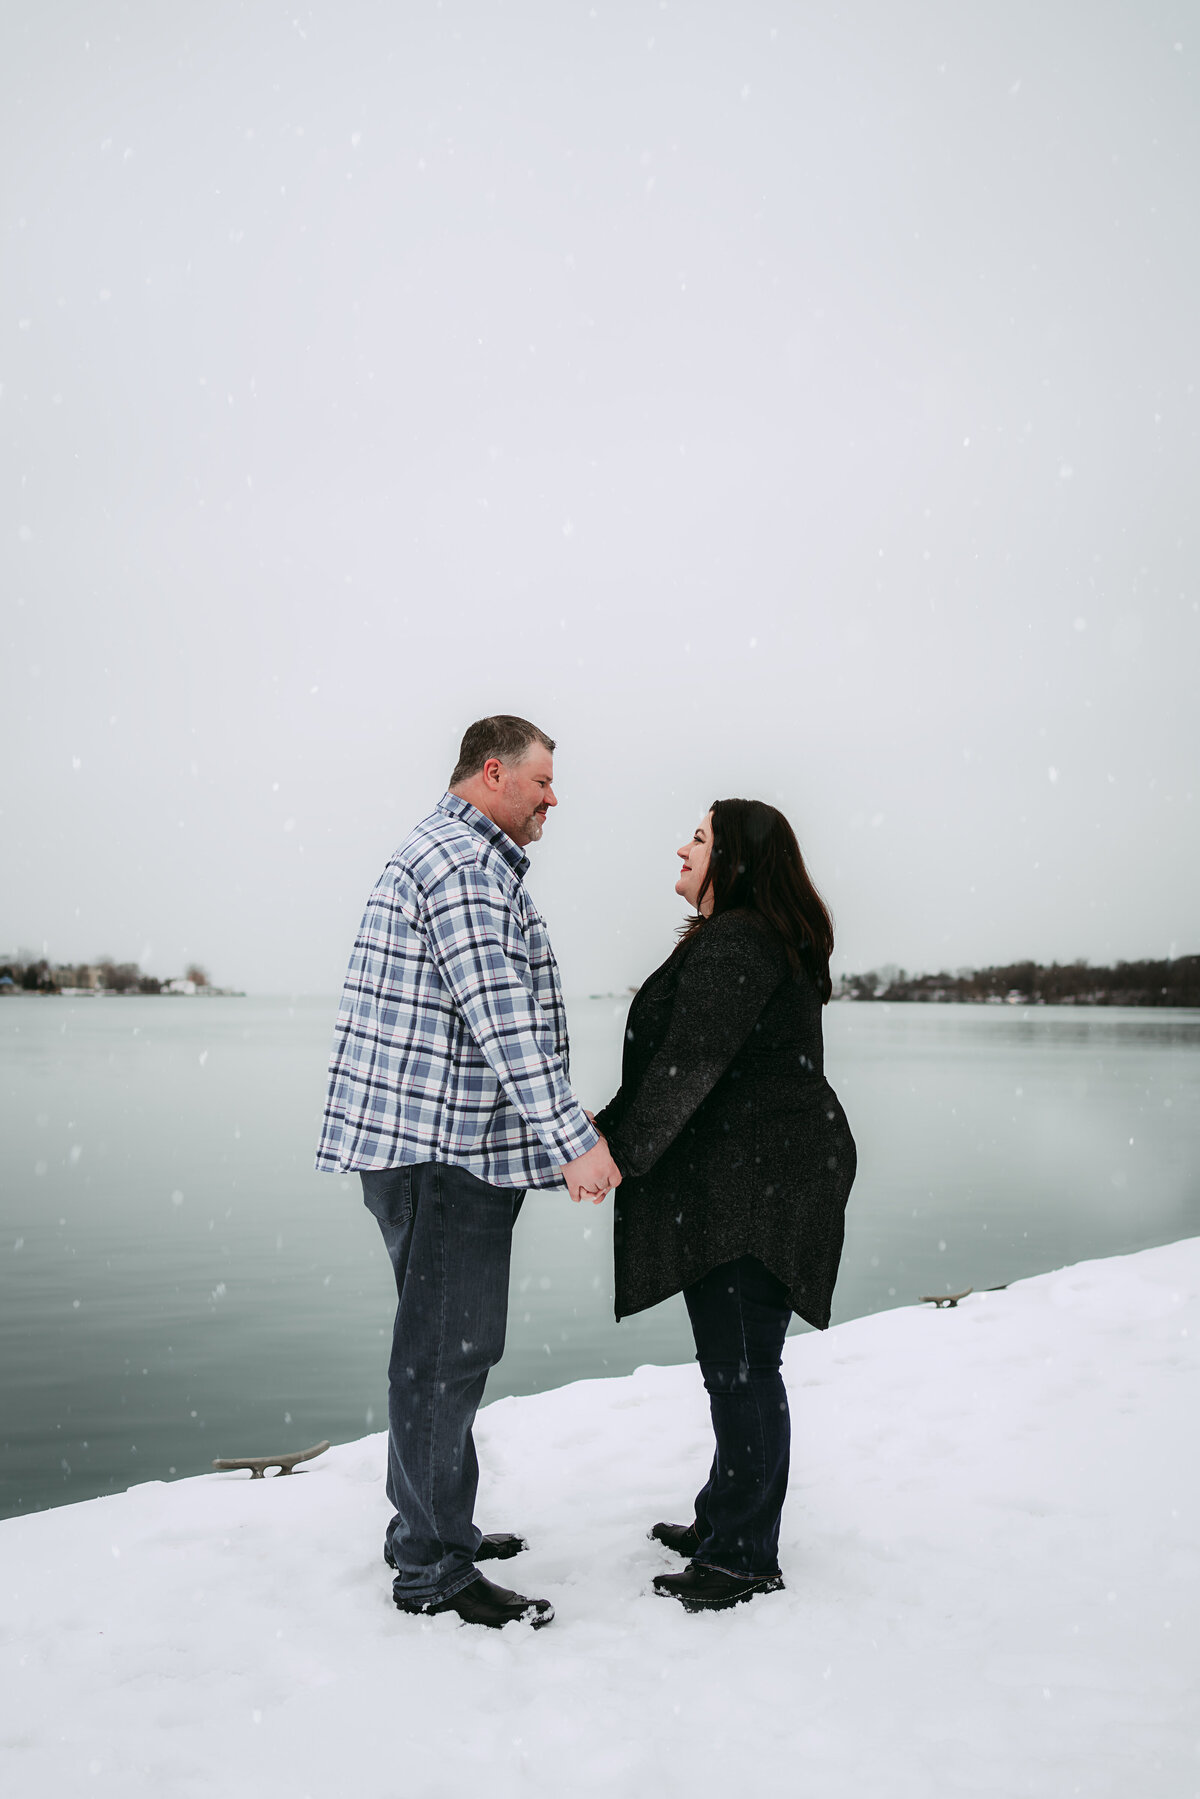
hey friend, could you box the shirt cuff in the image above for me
[543,1106,601,1167]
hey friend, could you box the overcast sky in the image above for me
[3,0,1197,995]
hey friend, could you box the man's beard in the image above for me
[522,811,545,841]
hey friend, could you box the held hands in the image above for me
[560,1136,622,1205]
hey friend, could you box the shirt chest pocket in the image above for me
[522,910,559,985]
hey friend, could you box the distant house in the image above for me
[61,965,103,991]
[163,978,198,996]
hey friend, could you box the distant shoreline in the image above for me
[0,957,240,998]
[5,953,1198,1009]
[0,987,246,999]
[834,954,1199,1009]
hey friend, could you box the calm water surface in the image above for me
[2,995,1198,1519]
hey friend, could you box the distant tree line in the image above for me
[0,957,213,996]
[834,955,1200,1008]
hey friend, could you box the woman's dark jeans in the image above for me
[682,1255,793,1578]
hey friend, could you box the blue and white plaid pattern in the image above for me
[316,794,597,1190]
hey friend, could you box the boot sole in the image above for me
[394,1596,554,1629]
[657,1575,785,1612]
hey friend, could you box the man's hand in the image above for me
[560,1137,622,1205]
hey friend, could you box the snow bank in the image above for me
[3,1241,1198,1799]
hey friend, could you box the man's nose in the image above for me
[544,788,557,808]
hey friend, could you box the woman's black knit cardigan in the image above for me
[594,907,856,1328]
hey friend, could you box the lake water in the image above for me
[2,995,1198,1521]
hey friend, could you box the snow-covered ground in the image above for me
[3,1240,1198,1799]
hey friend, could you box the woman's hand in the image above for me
[560,1137,621,1205]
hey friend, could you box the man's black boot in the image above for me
[649,1520,701,1557]
[395,1572,553,1629]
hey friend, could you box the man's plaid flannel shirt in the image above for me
[316,793,598,1190]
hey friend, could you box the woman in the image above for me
[593,799,856,1613]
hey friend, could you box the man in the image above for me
[316,715,621,1629]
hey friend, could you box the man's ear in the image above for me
[482,757,504,789]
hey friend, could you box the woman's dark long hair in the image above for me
[680,798,835,1002]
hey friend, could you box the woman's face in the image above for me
[676,811,714,914]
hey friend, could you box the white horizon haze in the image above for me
[2,1,1197,997]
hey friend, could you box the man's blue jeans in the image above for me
[361,1162,524,1606]
[683,1255,793,1579]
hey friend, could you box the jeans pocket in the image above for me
[360,1166,413,1228]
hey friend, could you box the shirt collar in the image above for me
[437,792,530,880]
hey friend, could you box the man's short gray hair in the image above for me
[450,716,556,786]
